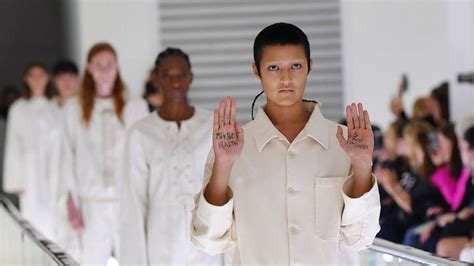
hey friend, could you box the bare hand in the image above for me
[419,223,435,243]
[458,207,474,220]
[390,96,403,117]
[374,168,398,193]
[437,213,456,227]
[67,193,84,233]
[426,206,443,217]
[213,97,244,165]
[337,103,374,164]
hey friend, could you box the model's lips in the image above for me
[278,88,295,93]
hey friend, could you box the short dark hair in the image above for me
[154,47,191,73]
[53,60,79,76]
[464,126,474,150]
[253,22,311,74]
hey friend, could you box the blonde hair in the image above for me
[412,97,429,120]
[403,121,436,180]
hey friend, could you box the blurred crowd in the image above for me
[370,76,474,261]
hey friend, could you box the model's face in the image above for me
[25,66,49,97]
[253,45,311,108]
[156,56,192,103]
[54,72,79,99]
[87,50,118,90]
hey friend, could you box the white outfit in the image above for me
[50,97,83,263]
[61,96,148,264]
[3,97,62,241]
[191,103,381,265]
[120,108,225,265]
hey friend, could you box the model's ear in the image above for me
[308,58,313,74]
[252,63,261,80]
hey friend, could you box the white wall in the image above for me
[341,0,474,130]
[447,0,474,124]
[66,0,473,125]
[69,0,162,98]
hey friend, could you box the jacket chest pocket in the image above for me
[314,176,347,241]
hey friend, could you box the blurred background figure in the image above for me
[2,63,62,241]
[143,68,163,112]
[59,43,148,265]
[120,47,226,265]
[0,85,22,206]
[52,60,80,108]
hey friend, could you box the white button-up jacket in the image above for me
[191,103,381,265]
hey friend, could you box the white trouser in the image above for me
[81,200,119,265]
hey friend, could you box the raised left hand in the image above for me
[336,103,374,164]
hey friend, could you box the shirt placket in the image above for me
[101,108,115,188]
[286,141,305,265]
[172,124,194,206]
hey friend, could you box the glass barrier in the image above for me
[1,193,470,265]
[362,238,470,265]
[0,195,78,266]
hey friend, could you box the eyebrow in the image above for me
[264,59,306,65]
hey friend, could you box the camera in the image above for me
[428,131,440,152]
[145,81,158,95]
[457,72,474,84]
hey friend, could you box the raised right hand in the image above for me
[212,97,244,165]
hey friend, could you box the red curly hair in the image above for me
[80,42,125,125]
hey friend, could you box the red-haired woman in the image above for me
[59,43,148,264]
[3,63,61,241]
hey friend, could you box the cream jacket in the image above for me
[191,103,381,265]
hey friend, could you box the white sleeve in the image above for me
[119,127,150,264]
[190,150,238,256]
[339,175,381,251]
[59,103,80,206]
[3,103,25,193]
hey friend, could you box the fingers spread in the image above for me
[357,103,365,129]
[213,109,219,131]
[224,97,231,125]
[346,105,354,129]
[364,110,371,130]
[352,103,360,128]
[219,99,225,127]
[336,126,346,148]
[230,97,237,125]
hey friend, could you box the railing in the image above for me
[362,238,469,265]
[0,195,78,266]
[1,193,469,265]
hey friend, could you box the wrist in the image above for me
[352,159,372,173]
[214,156,235,169]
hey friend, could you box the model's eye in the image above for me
[160,73,171,80]
[291,63,302,69]
[268,65,279,71]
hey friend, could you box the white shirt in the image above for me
[62,97,148,201]
[3,97,62,240]
[191,103,381,265]
[120,108,225,265]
